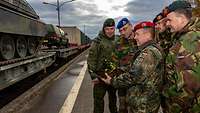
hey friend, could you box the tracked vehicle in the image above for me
[0,0,47,60]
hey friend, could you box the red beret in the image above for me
[134,21,155,31]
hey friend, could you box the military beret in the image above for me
[134,21,155,31]
[162,7,170,17]
[153,13,164,23]
[168,0,192,12]
[117,18,130,29]
[103,18,115,28]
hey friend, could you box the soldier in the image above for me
[101,21,164,113]
[154,12,167,38]
[162,1,200,113]
[153,10,173,113]
[87,18,118,113]
[112,18,137,113]
[153,8,174,54]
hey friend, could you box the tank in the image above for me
[44,24,68,48]
[0,0,47,61]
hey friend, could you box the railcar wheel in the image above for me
[28,38,37,55]
[0,36,15,60]
[16,37,27,58]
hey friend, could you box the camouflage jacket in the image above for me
[112,41,164,113]
[112,35,137,70]
[87,31,116,80]
[163,17,200,113]
[155,29,175,58]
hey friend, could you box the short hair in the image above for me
[174,8,192,19]
[143,27,155,39]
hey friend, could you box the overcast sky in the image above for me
[27,0,173,39]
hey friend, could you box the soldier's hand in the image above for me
[100,73,112,85]
[92,78,100,85]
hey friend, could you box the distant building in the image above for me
[60,26,91,46]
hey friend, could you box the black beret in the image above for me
[168,0,192,12]
[153,13,164,23]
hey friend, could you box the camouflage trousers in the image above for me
[126,86,161,113]
[118,89,128,113]
[127,97,161,113]
[93,83,118,113]
[161,96,200,113]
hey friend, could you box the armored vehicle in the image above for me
[0,0,56,90]
[44,24,68,48]
[0,0,47,60]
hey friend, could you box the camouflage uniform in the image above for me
[153,11,174,58]
[162,17,200,113]
[158,29,174,55]
[112,35,137,67]
[112,41,164,113]
[112,35,137,113]
[87,30,118,113]
[155,29,176,113]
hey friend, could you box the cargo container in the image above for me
[60,26,91,46]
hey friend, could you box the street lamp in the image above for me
[43,0,75,27]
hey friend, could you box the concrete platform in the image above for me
[26,51,89,113]
[26,50,115,113]
[25,50,163,113]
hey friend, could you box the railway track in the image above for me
[0,49,88,113]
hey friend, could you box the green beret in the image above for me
[103,18,115,28]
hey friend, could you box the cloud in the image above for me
[27,0,108,38]
[125,0,173,22]
[27,0,173,39]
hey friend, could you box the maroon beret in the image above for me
[134,21,155,31]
